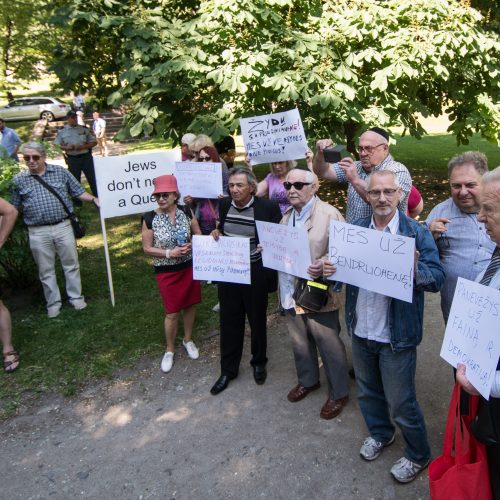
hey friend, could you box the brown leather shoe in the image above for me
[287,382,321,402]
[320,396,349,419]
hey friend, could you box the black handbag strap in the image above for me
[31,174,73,217]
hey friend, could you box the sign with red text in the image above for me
[192,235,250,284]
[440,277,500,399]
[327,220,415,302]
[256,221,311,279]
[95,151,180,218]
[240,108,308,165]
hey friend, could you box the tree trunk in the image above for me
[343,120,360,159]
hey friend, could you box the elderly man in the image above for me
[54,110,98,196]
[210,167,282,395]
[313,128,412,222]
[11,142,99,318]
[92,111,108,157]
[0,118,21,161]
[456,166,500,499]
[181,133,196,161]
[279,169,349,418]
[340,170,444,483]
[0,197,19,372]
[426,151,494,323]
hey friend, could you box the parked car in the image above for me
[0,97,71,122]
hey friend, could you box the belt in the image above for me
[29,217,70,227]
[67,151,91,157]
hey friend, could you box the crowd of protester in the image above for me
[1,126,499,495]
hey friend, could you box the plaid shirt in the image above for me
[11,163,85,226]
[332,154,412,222]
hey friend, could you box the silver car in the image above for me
[0,97,71,122]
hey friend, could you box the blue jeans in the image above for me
[352,334,431,464]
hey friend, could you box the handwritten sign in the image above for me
[255,221,311,279]
[192,235,250,284]
[174,161,223,199]
[440,278,500,399]
[95,151,180,218]
[327,220,415,302]
[240,108,308,165]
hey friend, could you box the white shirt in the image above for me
[354,210,400,343]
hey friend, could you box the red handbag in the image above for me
[429,383,492,500]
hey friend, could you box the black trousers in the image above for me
[67,151,98,196]
[217,260,268,378]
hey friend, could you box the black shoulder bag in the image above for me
[31,175,86,239]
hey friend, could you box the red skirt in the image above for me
[156,266,201,313]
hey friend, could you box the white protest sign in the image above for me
[174,161,223,199]
[440,277,500,399]
[328,220,415,302]
[192,235,250,284]
[94,150,180,218]
[240,108,308,165]
[255,221,311,279]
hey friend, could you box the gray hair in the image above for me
[367,169,401,189]
[286,168,317,184]
[482,166,500,186]
[228,167,258,194]
[20,141,47,156]
[448,151,488,176]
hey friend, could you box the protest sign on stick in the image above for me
[175,161,223,199]
[327,220,415,302]
[192,235,250,284]
[94,150,181,304]
[240,108,308,165]
[440,277,500,399]
[255,221,311,279]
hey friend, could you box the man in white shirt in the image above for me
[92,112,108,157]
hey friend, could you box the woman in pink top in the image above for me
[255,160,297,214]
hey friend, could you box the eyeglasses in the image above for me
[283,181,312,191]
[356,144,385,154]
[366,188,398,199]
[154,192,174,200]
[435,216,470,249]
[198,156,212,162]
[23,155,41,161]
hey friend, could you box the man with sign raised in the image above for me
[209,167,282,395]
[337,169,444,483]
[278,168,350,419]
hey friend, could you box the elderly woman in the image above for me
[255,160,297,214]
[183,145,228,235]
[142,174,202,373]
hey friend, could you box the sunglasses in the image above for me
[154,192,174,200]
[23,155,41,161]
[198,156,212,161]
[283,181,312,191]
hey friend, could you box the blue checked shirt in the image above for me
[332,154,412,222]
[11,164,85,226]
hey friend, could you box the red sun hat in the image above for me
[152,174,179,194]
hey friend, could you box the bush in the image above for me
[0,157,38,288]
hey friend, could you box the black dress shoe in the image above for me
[210,375,231,395]
[253,365,267,385]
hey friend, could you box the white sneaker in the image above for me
[212,302,220,312]
[360,435,395,461]
[47,306,61,319]
[390,456,430,483]
[183,340,199,360]
[71,299,87,310]
[160,352,174,373]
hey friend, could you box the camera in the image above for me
[323,145,346,164]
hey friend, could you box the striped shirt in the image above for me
[224,198,260,262]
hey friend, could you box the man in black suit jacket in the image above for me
[210,167,282,395]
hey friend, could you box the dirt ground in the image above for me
[0,292,454,500]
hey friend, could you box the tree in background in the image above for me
[0,0,56,97]
[53,0,500,147]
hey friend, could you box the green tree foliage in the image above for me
[0,0,55,96]
[54,0,500,146]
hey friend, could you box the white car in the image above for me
[0,97,71,122]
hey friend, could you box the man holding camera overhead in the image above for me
[313,128,412,222]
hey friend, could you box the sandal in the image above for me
[3,350,20,373]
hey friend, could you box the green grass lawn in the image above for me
[1,131,498,418]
